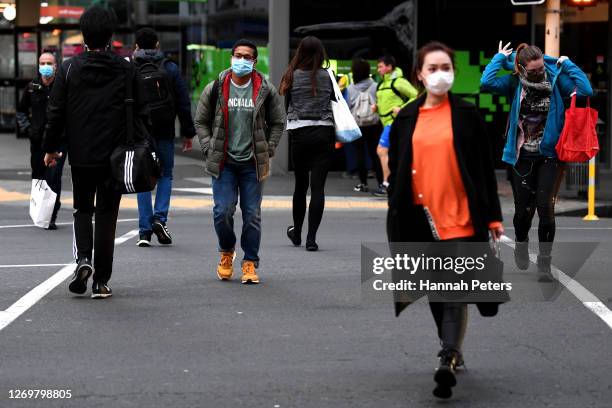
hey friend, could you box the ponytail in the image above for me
[514,43,543,75]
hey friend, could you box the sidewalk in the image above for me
[1,133,609,215]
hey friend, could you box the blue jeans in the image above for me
[137,139,175,234]
[212,160,263,266]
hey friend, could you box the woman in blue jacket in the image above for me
[480,42,593,280]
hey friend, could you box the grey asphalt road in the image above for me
[1,199,612,408]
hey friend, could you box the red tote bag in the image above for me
[555,94,599,163]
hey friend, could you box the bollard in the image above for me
[583,156,599,221]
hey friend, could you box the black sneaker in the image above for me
[46,222,58,230]
[433,348,460,399]
[514,241,530,270]
[306,240,318,252]
[372,184,388,197]
[353,183,369,192]
[152,220,172,245]
[91,282,112,299]
[137,232,152,247]
[287,226,301,246]
[68,258,93,295]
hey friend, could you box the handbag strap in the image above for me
[327,69,341,102]
[569,88,591,109]
[124,66,135,145]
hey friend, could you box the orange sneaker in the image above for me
[241,261,260,284]
[217,251,235,281]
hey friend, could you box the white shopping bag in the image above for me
[29,179,57,229]
[326,69,362,143]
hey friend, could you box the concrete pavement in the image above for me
[1,133,612,407]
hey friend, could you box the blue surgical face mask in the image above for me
[231,57,254,77]
[39,65,54,78]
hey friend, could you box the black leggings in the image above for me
[511,155,565,255]
[290,126,335,242]
[354,124,383,185]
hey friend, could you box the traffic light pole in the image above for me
[544,0,561,57]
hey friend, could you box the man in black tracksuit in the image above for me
[43,5,148,298]
[17,52,65,230]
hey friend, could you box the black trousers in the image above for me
[354,123,384,185]
[511,155,565,257]
[71,166,122,284]
[410,211,470,352]
[289,125,335,242]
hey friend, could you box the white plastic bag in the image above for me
[327,69,362,143]
[29,179,57,229]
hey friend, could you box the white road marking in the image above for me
[0,218,139,229]
[500,235,612,330]
[0,264,71,268]
[183,177,212,185]
[173,187,213,195]
[0,229,139,332]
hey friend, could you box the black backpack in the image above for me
[136,59,175,127]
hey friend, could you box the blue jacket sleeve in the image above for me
[166,61,196,138]
[480,53,515,97]
[555,59,593,98]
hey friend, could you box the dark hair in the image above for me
[351,58,371,83]
[279,36,329,96]
[232,39,258,59]
[135,27,158,50]
[514,43,543,75]
[411,41,455,92]
[80,5,118,50]
[377,55,396,69]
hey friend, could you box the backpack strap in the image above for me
[390,78,408,102]
[124,66,135,145]
[208,79,220,131]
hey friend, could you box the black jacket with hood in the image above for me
[43,51,149,167]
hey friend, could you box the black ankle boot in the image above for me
[433,348,460,399]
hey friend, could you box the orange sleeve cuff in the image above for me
[488,221,503,230]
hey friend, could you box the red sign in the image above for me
[40,6,85,19]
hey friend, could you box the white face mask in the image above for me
[423,70,454,96]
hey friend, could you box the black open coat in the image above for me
[386,93,504,317]
[386,93,502,243]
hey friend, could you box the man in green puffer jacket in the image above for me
[372,55,418,197]
[194,39,286,285]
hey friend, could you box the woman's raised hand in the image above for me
[498,41,513,57]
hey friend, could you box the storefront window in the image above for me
[42,29,61,55]
[0,83,15,129]
[0,35,14,77]
[18,32,37,79]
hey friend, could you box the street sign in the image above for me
[511,0,546,5]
